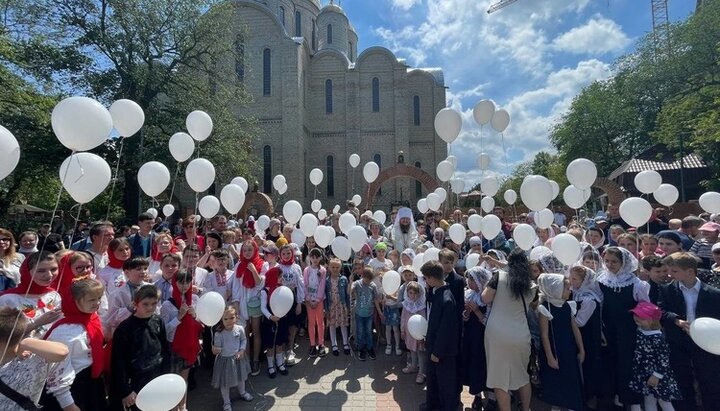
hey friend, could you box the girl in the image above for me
[98,238,132,299]
[148,233,177,280]
[598,247,649,410]
[608,225,626,246]
[367,221,387,249]
[382,275,402,356]
[537,273,585,411]
[581,250,601,271]
[618,233,639,258]
[212,306,253,411]
[41,277,108,411]
[569,265,603,409]
[198,232,226,270]
[584,227,606,254]
[400,278,426,382]
[0,229,23,289]
[17,231,39,257]
[277,244,304,366]
[325,258,350,356]
[387,249,400,270]
[400,248,415,268]
[243,242,273,376]
[266,219,282,243]
[303,248,327,358]
[300,236,318,268]
[260,265,289,378]
[432,227,445,249]
[528,260,543,281]
[463,267,491,410]
[639,234,660,259]
[628,301,681,411]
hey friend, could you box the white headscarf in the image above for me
[401,248,416,263]
[402,281,426,313]
[583,227,606,250]
[570,265,603,304]
[465,266,492,306]
[597,247,639,289]
[538,273,567,308]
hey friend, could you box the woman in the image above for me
[17,231,39,257]
[266,219,282,243]
[0,229,24,289]
[482,248,536,411]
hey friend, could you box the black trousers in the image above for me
[669,342,720,411]
[426,354,459,411]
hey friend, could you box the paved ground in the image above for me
[187,336,552,411]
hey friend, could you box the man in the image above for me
[210,215,228,233]
[606,204,630,229]
[648,208,670,234]
[493,207,513,241]
[128,212,156,258]
[678,216,702,250]
[385,207,420,252]
[68,220,90,249]
[553,206,567,227]
[84,222,115,270]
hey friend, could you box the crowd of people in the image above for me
[0,201,718,411]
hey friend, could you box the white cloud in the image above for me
[391,0,422,11]
[552,16,631,54]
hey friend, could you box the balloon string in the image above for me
[168,163,181,207]
[501,132,510,176]
[105,138,125,220]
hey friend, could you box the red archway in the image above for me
[362,164,440,209]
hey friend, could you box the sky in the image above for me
[332,0,696,187]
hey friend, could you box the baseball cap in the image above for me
[700,222,720,232]
[630,301,662,321]
[374,242,388,251]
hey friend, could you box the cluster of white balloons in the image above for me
[417,187,449,213]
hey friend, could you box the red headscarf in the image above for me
[279,245,295,267]
[235,241,264,288]
[264,266,281,298]
[107,249,125,269]
[151,238,178,262]
[170,275,202,365]
[1,257,55,296]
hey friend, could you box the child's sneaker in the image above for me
[368,348,377,360]
[318,345,327,357]
[402,365,418,374]
[309,346,318,358]
[286,350,297,365]
[385,345,392,355]
[395,346,403,356]
[239,392,254,402]
[358,350,367,361]
[343,344,351,355]
[223,404,232,411]
[416,373,426,384]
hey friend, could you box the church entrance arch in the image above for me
[593,177,626,206]
[239,192,274,218]
[362,164,440,210]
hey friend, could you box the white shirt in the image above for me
[679,278,701,323]
[45,324,92,408]
[160,295,199,342]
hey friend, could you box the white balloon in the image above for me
[162,204,175,217]
[653,184,679,207]
[426,193,442,211]
[283,200,303,225]
[59,153,111,204]
[536,208,554,229]
[352,194,362,207]
[333,204,341,214]
[451,179,465,194]
[372,210,386,224]
[331,236,352,260]
[269,286,294,318]
[136,373,186,411]
[467,214,483,234]
[0,125,20,181]
[690,317,720,355]
[382,270,401,295]
[434,108,462,143]
[436,160,454,182]
[299,213,319,237]
[186,110,213,142]
[481,214,502,239]
[137,161,170,197]
[407,314,428,341]
[363,162,380,183]
[256,215,270,232]
[417,198,429,214]
[196,291,226,326]
[318,209,328,220]
[231,177,249,193]
[619,197,653,227]
[566,158,597,190]
[311,199,322,213]
[563,185,588,209]
[168,132,195,163]
[465,253,480,270]
[412,253,425,275]
[278,183,288,195]
[339,212,356,234]
[349,153,360,168]
[449,223,466,245]
[198,195,220,219]
[146,208,158,220]
[273,175,286,191]
[477,153,491,170]
[503,189,517,205]
[423,247,440,263]
[434,187,447,203]
[220,184,245,214]
[552,233,581,266]
[52,97,112,151]
[473,100,496,126]
[634,170,663,194]
[520,175,553,211]
[347,226,368,252]
[530,246,553,262]
[513,224,537,251]
[109,99,144,137]
[185,158,215,193]
[700,192,720,214]
[490,109,510,133]
[549,180,560,200]
[481,176,499,197]
[481,196,495,213]
[291,228,306,247]
[446,155,458,168]
[314,225,333,248]
[309,168,323,186]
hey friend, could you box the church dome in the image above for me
[316,1,350,55]
[319,2,346,17]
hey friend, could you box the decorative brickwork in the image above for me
[363,164,439,209]
[594,177,626,205]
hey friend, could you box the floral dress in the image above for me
[327,277,348,327]
[629,329,682,402]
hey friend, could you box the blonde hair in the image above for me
[70,278,105,301]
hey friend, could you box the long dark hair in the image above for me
[507,248,532,299]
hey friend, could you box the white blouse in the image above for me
[0,291,61,338]
[45,324,92,409]
[160,295,199,342]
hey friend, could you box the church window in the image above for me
[295,11,301,37]
[235,35,245,83]
[279,6,285,27]
[326,155,335,197]
[327,24,333,44]
[312,20,317,50]
[263,48,271,96]
[413,95,420,125]
[372,77,380,112]
[263,146,272,194]
[349,42,354,62]
[374,154,382,195]
[325,79,333,114]
[415,162,422,197]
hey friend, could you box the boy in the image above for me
[641,255,671,304]
[420,261,460,411]
[658,252,720,411]
[639,234,659,258]
[154,253,181,303]
[689,222,720,269]
[110,285,170,411]
[438,249,466,324]
[656,231,683,256]
[351,267,382,361]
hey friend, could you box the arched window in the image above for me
[295,11,301,37]
[263,48,271,96]
[327,24,333,44]
[312,20,316,50]
[326,155,334,197]
[279,6,285,27]
[235,35,245,83]
[413,96,420,125]
[325,79,333,114]
[263,146,272,194]
[372,77,380,112]
[348,42,354,62]
[374,154,382,195]
[415,162,422,197]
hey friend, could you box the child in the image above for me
[160,271,202,411]
[628,301,681,411]
[639,234,659,259]
[324,258,350,356]
[41,277,108,410]
[382,272,403,356]
[351,267,381,360]
[147,233,177,279]
[584,227,606,254]
[105,257,151,333]
[154,253,181,303]
[212,306,253,411]
[387,249,400,270]
[400,279,427,384]
[400,248,415,268]
[0,307,69,410]
[303,248,327,357]
[528,259,543,281]
[260,265,289,378]
[536,273,585,411]
[276,244,304,365]
[98,237,132,299]
[641,255,671,304]
[201,248,234,368]
[109,284,171,411]
[462,267,491,410]
[368,242,393,274]
[237,242,271,376]
[581,250,601,272]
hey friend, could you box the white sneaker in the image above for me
[286,350,297,365]
[223,403,232,411]
[385,345,392,355]
[395,346,403,356]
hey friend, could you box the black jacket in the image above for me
[426,284,459,361]
[445,270,466,322]
[658,279,720,347]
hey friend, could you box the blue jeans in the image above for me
[355,314,374,350]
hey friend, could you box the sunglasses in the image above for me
[0,238,10,242]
